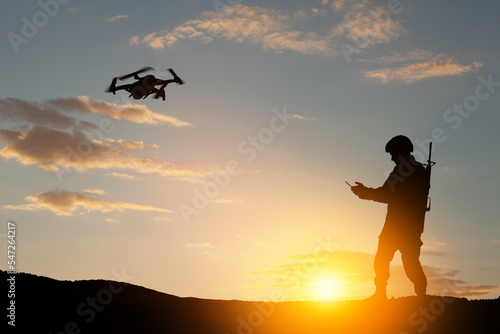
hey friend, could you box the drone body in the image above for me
[106,67,184,101]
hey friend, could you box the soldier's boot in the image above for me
[365,287,387,302]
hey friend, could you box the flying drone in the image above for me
[105,67,184,101]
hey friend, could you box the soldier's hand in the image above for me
[351,182,370,200]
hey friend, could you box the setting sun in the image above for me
[311,275,343,301]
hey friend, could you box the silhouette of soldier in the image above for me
[351,135,429,300]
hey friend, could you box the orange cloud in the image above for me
[83,188,107,195]
[330,1,407,46]
[0,97,78,129]
[2,189,171,216]
[129,3,477,85]
[47,96,191,126]
[211,198,243,204]
[105,15,127,23]
[359,49,435,64]
[130,1,413,58]
[0,127,215,178]
[0,96,190,127]
[0,96,212,179]
[364,56,483,83]
[130,5,338,56]
[105,172,136,179]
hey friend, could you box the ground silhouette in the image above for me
[2,270,499,333]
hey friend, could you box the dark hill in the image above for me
[2,270,499,333]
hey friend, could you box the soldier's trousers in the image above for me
[374,236,427,296]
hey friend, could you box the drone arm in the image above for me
[156,79,176,87]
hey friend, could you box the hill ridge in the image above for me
[2,270,499,333]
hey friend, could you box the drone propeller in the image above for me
[168,68,185,85]
[118,66,153,81]
[105,77,118,94]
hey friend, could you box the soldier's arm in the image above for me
[355,170,398,203]
[363,185,392,203]
[351,182,391,203]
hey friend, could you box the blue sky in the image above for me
[0,0,499,301]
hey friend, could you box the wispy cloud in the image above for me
[422,238,448,250]
[105,172,136,180]
[451,285,500,298]
[186,242,219,257]
[153,216,172,223]
[359,49,435,65]
[331,0,347,12]
[106,15,128,23]
[425,265,500,298]
[289,113,317,121]
[2,189,170,216]
[330,0,407,46]
[83,188,107,195]
[129,36,139,45]
[311,7,327,17]
[47,96,191,126]
[363,56,483,83]
[421,251,448,257]
[211,198,243,204]
[0,97,79,130]
[130,5,338,56]
[0,96,190,127]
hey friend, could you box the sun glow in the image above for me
[311,275,343,301]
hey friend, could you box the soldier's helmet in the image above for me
[385,135,413,154]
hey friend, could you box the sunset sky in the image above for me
[1,0,499,302]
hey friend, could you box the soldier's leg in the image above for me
[401,238,427,296]
[374,237,398,296]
